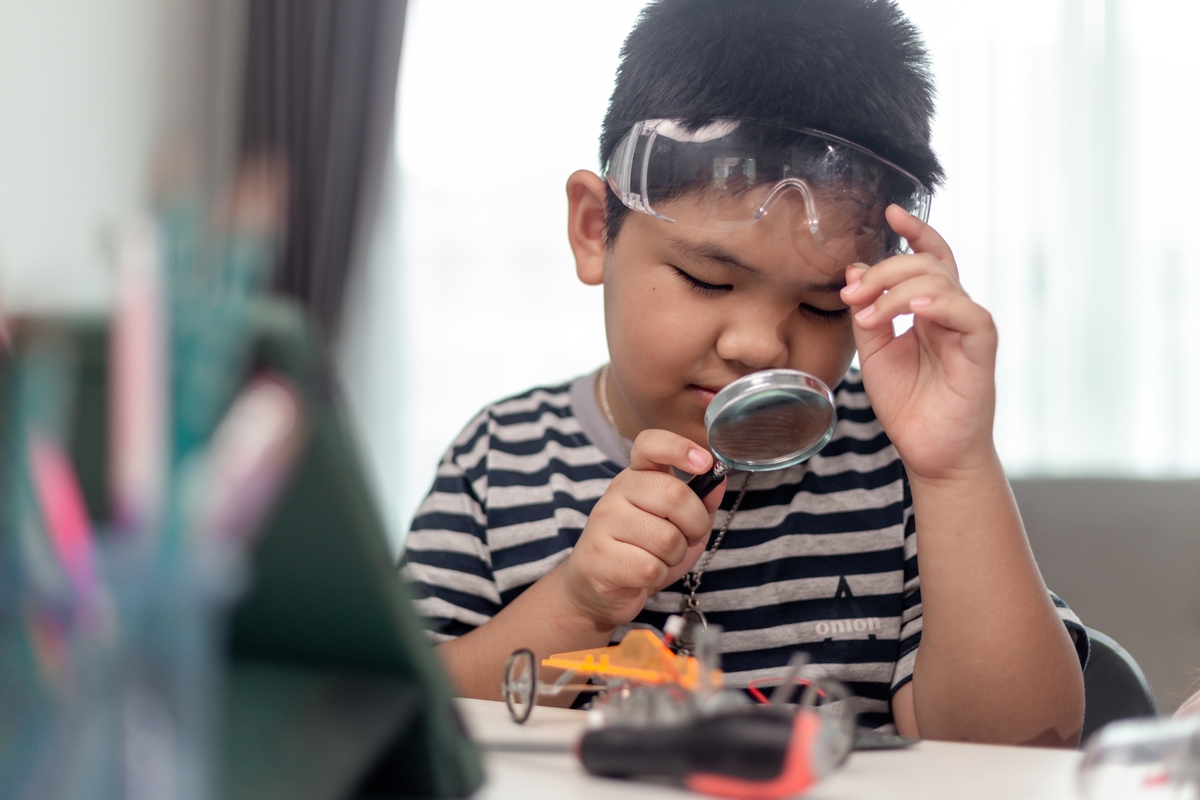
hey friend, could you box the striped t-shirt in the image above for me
[400,368,1088,730]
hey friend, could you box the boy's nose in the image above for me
[714,314,789,370]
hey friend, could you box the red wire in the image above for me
[746,677,825,705]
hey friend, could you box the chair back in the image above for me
[1083,627,1159,743]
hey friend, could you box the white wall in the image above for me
[0,0,243,313]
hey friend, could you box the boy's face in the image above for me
[569,172,857,450]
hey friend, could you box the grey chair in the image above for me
[1082,627,1159,743]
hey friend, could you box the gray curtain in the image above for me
[241,0,407,340]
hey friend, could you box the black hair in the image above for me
[600,0,943,243]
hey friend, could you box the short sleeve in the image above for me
[1050,593,1091,672]
[399,413,501,642]
[891,474,922,695]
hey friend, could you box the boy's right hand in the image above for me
[560,430,728,629]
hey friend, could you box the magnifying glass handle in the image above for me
[687,460,733,500]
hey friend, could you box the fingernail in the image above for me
[855,304,876,322]
[842,279,861,295]
[910,296,932,308]
[688,448,709,468]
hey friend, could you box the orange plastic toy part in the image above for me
[541,629,723,690]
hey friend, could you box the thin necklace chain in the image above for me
[598,363,630,463]
[597,363,751,614]
[682,471,751,609]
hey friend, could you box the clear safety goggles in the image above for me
[604,118,932,268]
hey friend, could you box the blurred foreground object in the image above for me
[580,705,851,799]
[0,161,478,799]
[502,622,854,799]
[1079,716,1200,800]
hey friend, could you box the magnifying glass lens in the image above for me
[709,389,834,466]
[689,369,837,498]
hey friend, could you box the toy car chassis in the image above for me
[502,628,722,723]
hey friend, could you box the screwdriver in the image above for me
[578,705,850,799]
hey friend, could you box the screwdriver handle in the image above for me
[580,708,823,799]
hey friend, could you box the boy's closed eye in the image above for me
[673,266,732,295]
[674,265,849,323]
[801,304,850,323]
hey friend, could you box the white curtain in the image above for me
[339,0,1200,553]
[909,0,1200,475]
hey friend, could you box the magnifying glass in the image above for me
[687,369,838,498]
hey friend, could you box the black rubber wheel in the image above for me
[503,649,538,724]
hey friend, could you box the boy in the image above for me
[401,0,1087,745]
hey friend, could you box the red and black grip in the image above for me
[579,708,820,799]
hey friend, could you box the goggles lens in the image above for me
[604,119,932,267]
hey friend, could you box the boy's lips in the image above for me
[688,384,720,407]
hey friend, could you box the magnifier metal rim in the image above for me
[704,368,838,471]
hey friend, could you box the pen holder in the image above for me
[0,545,243,800]
[0,307,482,800]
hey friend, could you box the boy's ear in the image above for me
[566,170,608,286]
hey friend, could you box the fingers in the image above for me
[846,251,952,298]
[629,428,712,475]
[885,204,958,275]
[852,273,996,364]
[908,293,998,364]
[842,263,895,361]
[841,251,972,335]
[609,518,690,586]
[569,429,731,619]
[850,272,959,330]
[840,217,998,370]
[869,278,993,337]
[575,469,715,597]
[611,468,715,547]
[573,429,725,600]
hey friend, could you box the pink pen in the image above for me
[27,433,111,633]
[108,218,168,541]
[197,374,306,549]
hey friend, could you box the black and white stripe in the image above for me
[400,369,1087,731]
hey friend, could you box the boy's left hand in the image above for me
[840,205,997,480]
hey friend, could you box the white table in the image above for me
[458,698,1084,800]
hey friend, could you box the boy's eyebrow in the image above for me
[806,276,850,294]
[669,237,762,275]
[667,236,848,292]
